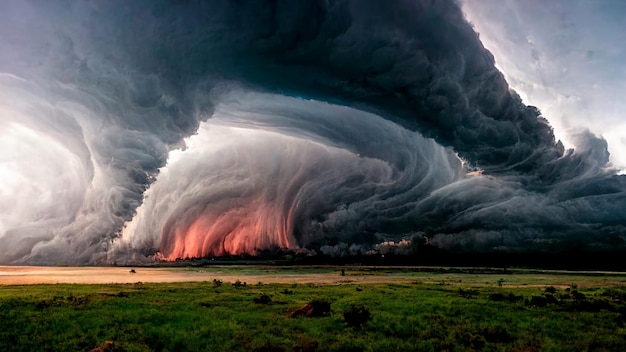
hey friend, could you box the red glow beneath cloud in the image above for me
[157,201,297,260]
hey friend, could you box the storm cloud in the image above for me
[0,0,624,264]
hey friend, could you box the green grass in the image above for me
[1,273,626,351]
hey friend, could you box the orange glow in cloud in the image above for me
[158,199,297,260]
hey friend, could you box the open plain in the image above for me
[2,266,626,351]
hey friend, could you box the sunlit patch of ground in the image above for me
[2,265,626,287]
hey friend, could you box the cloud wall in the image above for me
[0,0,623,264]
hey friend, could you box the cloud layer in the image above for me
[0,0,624,264]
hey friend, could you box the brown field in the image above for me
[0,265,415,285]
[2,265,626,287]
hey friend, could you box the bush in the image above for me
[343,305,371,327]
[544,286,557,294]
[571,290,586,301]
[288,299,331,318]
[529,295,549,307]
[254,294,272,305]
[489,292,523,302]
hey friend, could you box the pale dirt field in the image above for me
[0,266,417,285]
[2,266,625,287]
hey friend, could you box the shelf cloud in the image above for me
[0,0,624,264]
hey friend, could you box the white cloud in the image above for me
[462,0,626,172]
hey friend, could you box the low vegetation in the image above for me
[1,272,626,351]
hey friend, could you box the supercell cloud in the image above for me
[0,0,624,264]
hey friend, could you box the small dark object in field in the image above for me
[343,304,371,327]
[288,300,331,318]
[571,299,614,312]
[544,286,557,294]
[254,294,272,304]
[572,290,586,301]
[489,293,506,301]
[233,280,245,288]
[281,288,293,295]
[356,287,363,292]
[129,269,136,274]
[341,269,345,276]
[489,292,523,302]
[544,293,558,304]
[90,340,114,352]
[529,294,558,307]
[213,279,222,287]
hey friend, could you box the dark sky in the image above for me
[0,0,624,264]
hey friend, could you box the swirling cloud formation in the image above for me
[0,0,623,264]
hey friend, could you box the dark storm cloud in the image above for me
[112,91,464,261]
[0,0,624,263]
[61,0,563,173]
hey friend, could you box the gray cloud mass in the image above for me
[0,0,624,264]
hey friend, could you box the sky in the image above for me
[0,0,625,265]
[462,0,626,173]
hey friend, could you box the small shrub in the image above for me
[544,286,557,294]
[564,298,614,312]
[488,293,522,302]
[544,293,558,304]
[289,299,331,318]
[253,294,272,305]
[489,293,505,301]
[343,304,371,327]
[571,290,586,301]
[529,295,548,307]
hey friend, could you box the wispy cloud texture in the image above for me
[0,0,624,264]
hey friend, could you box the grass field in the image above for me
[1,267,626,351]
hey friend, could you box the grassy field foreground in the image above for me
[1,270,626,351]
